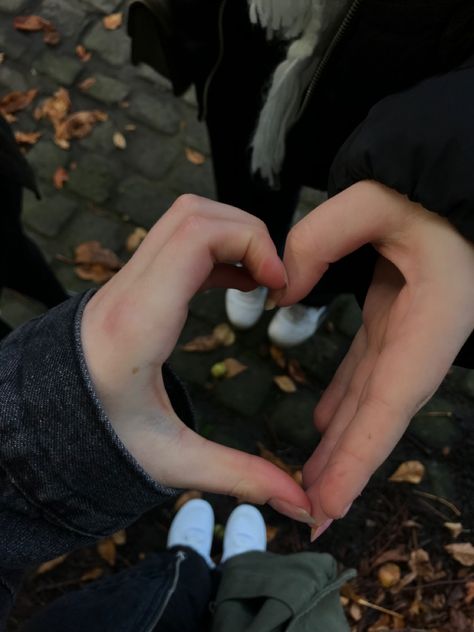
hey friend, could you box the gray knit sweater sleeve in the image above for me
[0,291,193,624]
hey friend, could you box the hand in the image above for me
[278,181,474,537]
[81,195,314,526]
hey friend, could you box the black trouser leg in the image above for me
[0,181,68,309]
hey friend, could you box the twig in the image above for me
[414,411,453,418]
[400,577,473,592]
[355,597,404,620]
[413,490,461,517]
[416,498,451,522]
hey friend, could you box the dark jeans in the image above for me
[24,548,215,632]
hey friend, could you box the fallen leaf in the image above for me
[34,88,71,125]
[185,147,206,165]
[389,460,425,484]
[408,548,435,580]
[103,12,123,30]
[14,15,60,46]
[378,563,401,588]
[53,166,68,190]
[258,443,294,476]
[81,567,103,582]
[14,130,41,145]
[182,324,235,352]
[76,44,92,62]
[174,490,202,512]
[55,110,108,148]
[78,77,96,92]
[368,614,391,632]
[269,345,286,369]
[97,538,116,566]
[288,358,308,385]
[349,602,363,622]
[445,542,474,567]
[372,547,409,568]
[465,581,474,606]
[0,52,5,64]
[444,522,463,539]
[113,131,127,150]
[126,227,148,253]
[266,526,279,543]
[292,469,303,486]
[0,88,38,115]
[273,375,297,393]
[213,323,235,347]
[74,241,123,284]
[36,554,68,575]
[125,123,137,132]
[223,358,247,378]
[111,530,127,546]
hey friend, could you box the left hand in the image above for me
[276,181,474,537]
[81,195,313,525]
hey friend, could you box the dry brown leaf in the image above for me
[81,567,103,582]
[288,358,308,385]
[367,614,391,632]
[293,469,303,486]
[349,603,363,622]
[34,88,71,125]
[111,530,127,546]
[389,460,425,484]
[185,147,206,165]
[444,522,463,539]
[409,548,435,580]
[126,227,148,253]
[0,88,38,115]
[257,443,294,476]
[465,581,474,606]
[14,130,41,146]
[0,52,5,64]
[125,123,137,132]
[213,323,235,347]
[97,538,116,566]
[55,110,108,147]
[273,375,297,393]
[182,324,235,352]
[372,547,409,568]
[266,525,278,543]
[269,345,286,369]
[174,490,202,512]
[445,543,474,567]
[78,77,96,92]
[53,166,68,190]
[76,44,92,62]
[378,563,401,588]
[14,15,60,45]
[223,358,247,378]
[103,12,123,30]
[113,131,127,150]
[74,241,123,284]
[36,554,68,575]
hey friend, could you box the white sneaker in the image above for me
[221,504,267,563]
[225,287,268,329]
[167,499,215,568]
[268,304,328,348]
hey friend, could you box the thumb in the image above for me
[278,181,413,305]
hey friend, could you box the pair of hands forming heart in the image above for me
[82,181,474,538]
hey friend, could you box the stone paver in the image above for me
[0,0,472,579]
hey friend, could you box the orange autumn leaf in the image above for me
[273,375,297,393]
[76,44,92,62]
[74,241,123,284]
[36,554,68,575]
[14,15,60,46]
[185,147,206,165]
[269,345,286,369]
[54,110,108,149]
[53,166,68,190]
[389,460,425,485]
[97,538,116,566]
[0,88,38,115]
[34,88,71,125]
[103,12,123,30]
[126,227,148,253]
[81,567,103,582]
[14,130,41,146]
[78,77,96,92]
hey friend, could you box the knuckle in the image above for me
[172,193,202,216]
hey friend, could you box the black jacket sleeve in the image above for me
[328,56,474,243]
[0,292,193,624]
[328,57,474,368]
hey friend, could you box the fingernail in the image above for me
[269,498,316,526]
[341,502,352,518]
[310,519,333,542]
[264,298,277,311]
